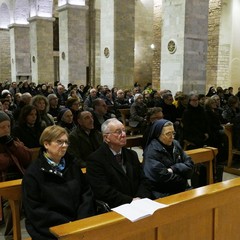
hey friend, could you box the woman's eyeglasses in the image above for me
[55,139,70,146]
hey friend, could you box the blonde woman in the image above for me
[22,125,95,240]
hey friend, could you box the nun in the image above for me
[143,119,194,198]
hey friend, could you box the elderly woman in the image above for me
[57,108,76,133]
[22,125,95,240]
[129,93,148,131]
[0,111,32,239]
[143,119,194,198]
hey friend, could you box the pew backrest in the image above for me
[1,147,217,240]
[224,124,240,174]
[50,178,240,240]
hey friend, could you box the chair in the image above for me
[118,108,141,135]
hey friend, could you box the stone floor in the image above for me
[0,147,239,239]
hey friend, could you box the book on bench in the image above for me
[111,198,168,222]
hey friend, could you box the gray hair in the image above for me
[101,118,120,134]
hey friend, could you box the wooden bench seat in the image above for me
[125,135,143,148]
[118,108,141,135]
[50,178,240,240]
[224,124,240,175]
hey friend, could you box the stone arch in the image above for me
[14,0,30,24]
[0,2,10,28]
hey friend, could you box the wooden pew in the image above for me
[0,179,22,240]
[1,147,216,240]
[82,147,217,184]
[50,177,240,240]
[125,135,143,149]
[30,147,40,161]
[185,147,217,184]
[224,124,240,175]
[118,108,141,135]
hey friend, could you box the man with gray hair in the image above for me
[86,118,153,208]
[83,88,97,112]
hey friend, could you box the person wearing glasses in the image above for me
[22,125,95,240]
[86,118,153,208]
[143,119,194,199]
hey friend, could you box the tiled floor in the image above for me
[0,147,239,239]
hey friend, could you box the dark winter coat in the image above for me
[86,142,153,208]
[143,139,194,198]
[22,152,95,240]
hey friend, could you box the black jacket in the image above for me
[22,152,95,240]
[86,143,153,208]
[182,104,209,148]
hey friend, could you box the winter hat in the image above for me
[0,111,10,123]
[57,108,70,123]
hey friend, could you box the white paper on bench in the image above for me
[111,198,168,222]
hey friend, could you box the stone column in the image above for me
[0,28,11,82]
[28,16,55,85]
[89,0,101,87]
[101,0,135,89]
[58,4,88,87]
[8,24,31,82]
[161,0,209,94]
[152,0,163,90]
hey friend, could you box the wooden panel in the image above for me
[158,210,213,240]
[0,179,22,240]
[50,178,240,240]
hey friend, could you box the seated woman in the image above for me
[143,119,194,198]
[0,111,32,239]
[31,94,55,128]
[22,125,95,240]
[65,97,81,125]
[12,105,43,148]
[129,93,148,132]
[57,108,76,133]
[204,98,227,182]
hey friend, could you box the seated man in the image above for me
[91,98,110,132]
[86,118,153,208]
[67,111,103,167]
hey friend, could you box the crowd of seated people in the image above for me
[0,80,240,239]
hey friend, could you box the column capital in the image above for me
[27,16,55,23]
[57,4,88,13]
[8,23,29,30]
